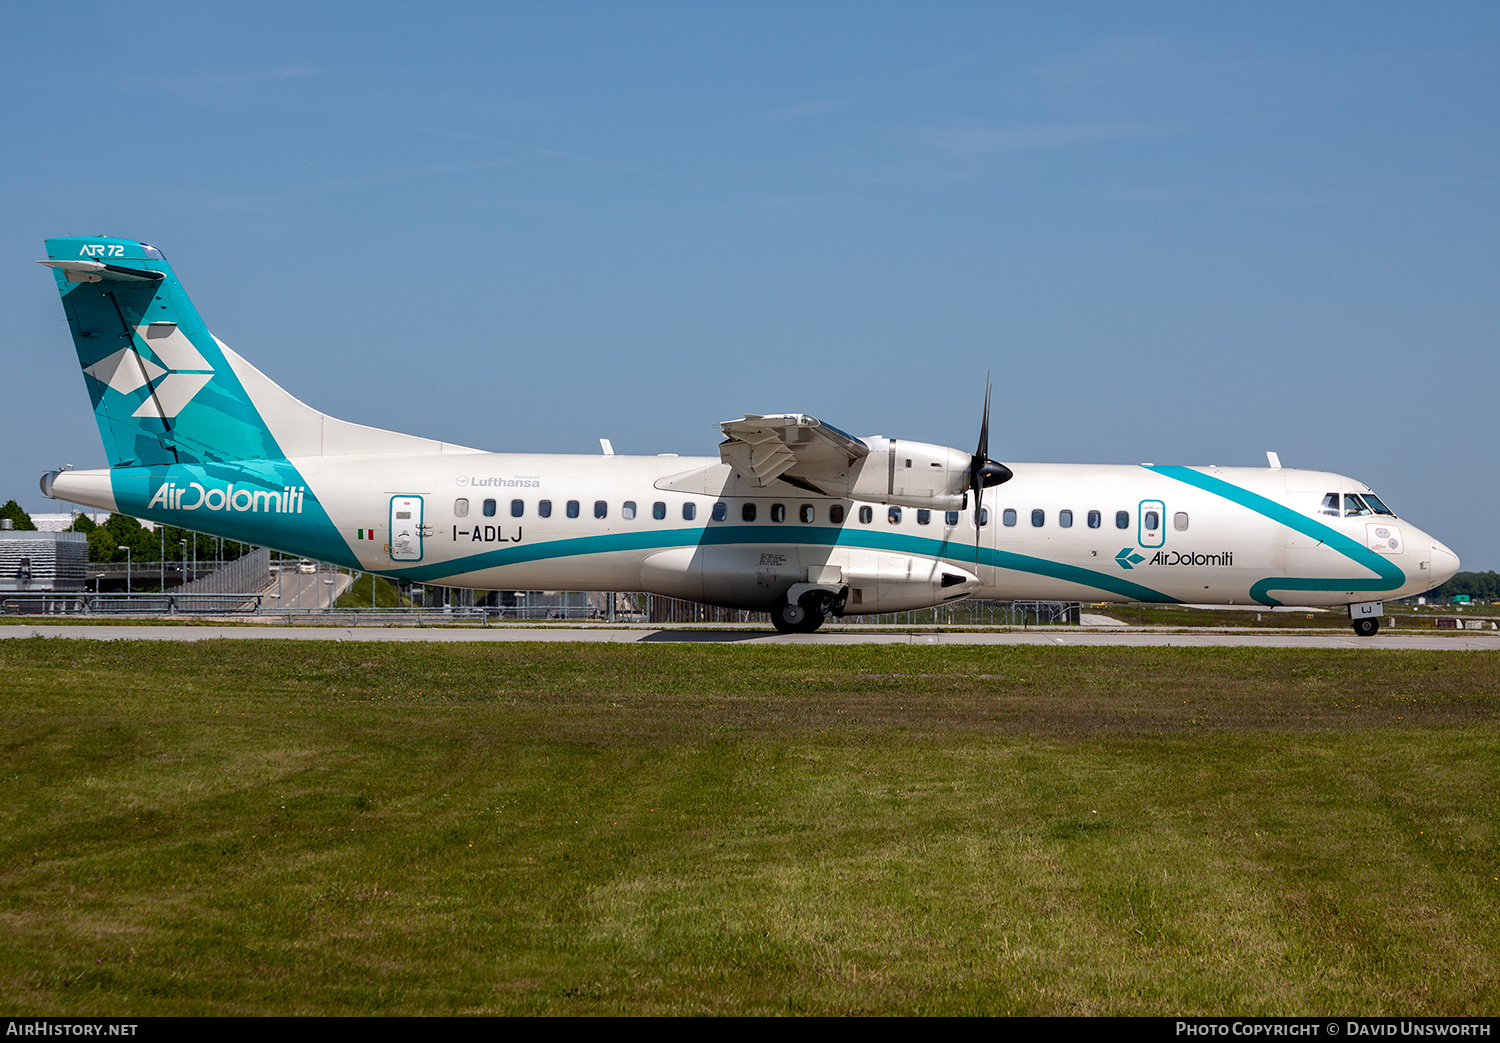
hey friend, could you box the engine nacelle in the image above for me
[844,437,971,510]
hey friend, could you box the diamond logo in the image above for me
[83,323,214,419]
[83,348,166,395]
[1115,547,1147,570]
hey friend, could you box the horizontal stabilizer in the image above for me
[36,259,163,283]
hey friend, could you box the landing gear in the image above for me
[771,591,829,634]
[1352,617,1380,637]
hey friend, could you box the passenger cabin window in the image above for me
[1059,510,1073,528]
[1174,512,1189,531]
[946,511,959,527]
[622,501,636,520]
[1003,508,1017,527]
[483,499,497,517]
[976,507,989,527]
[1144,510,1160,531]
[770,503,786,523]
[652,501,666,520]
[567,500,580,519]
[1321,493,1341,516]
[830,505,845,524]
[888,507,902,524]
[917,509,930,525]
[742,503,757,522]
[1116,510,1129,529]
[711,502,726,522]
[538,500,552,518]
[1087,510,1101,529]
[859,506,873,524]
[683,502,697,521]
[799,504,815,523]
[454,498,469,518]
[594,500,608,519]
[511,499,524,518]
[1031,509,1045,527]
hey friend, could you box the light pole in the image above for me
[118,546,131,596]
[179,539,187,589]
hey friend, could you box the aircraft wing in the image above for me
[718,413,870,490]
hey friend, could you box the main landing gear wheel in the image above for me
[771,593,827,634]
[1352,617,1380,637]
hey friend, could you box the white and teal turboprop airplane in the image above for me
[37,236,1459,634]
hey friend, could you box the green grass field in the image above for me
[333,573,410,610]
[2,640,1497,1015]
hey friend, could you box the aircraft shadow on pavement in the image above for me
[638,629,781,643]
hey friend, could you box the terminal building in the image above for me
[0,520,87,593]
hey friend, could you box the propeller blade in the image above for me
[972,376,993,557]
[977,376,991,466]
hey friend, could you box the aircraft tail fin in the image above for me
[40,236,479,467]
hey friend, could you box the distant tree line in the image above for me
[0,500,250,565]
[1425,572,1500,601]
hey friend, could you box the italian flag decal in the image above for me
[356,528,376,540]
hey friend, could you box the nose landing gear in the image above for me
[1348,601,1384,637]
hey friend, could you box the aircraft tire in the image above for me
[771,594,827,634]
[1352,617,1380,637]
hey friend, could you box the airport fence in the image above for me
[5,550,1085,627]
[1,593,267,616]
[179,547,270,596]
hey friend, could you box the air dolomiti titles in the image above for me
[146,481,307,514]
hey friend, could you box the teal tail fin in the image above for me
[41,236,285,466]
[42,236,480,467]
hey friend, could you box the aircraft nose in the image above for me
[1430,540,1461,588]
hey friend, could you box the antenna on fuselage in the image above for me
[1266,451,1282,470]
[599,438,615,456]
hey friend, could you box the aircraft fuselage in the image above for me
[36,233,1460,634]
[48,450,1457,616]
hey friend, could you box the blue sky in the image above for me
[5,3,1497,569]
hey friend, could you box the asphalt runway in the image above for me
[3,623,1498,649]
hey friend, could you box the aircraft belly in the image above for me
[449,555,627,593]
[638,544,979,613]
[640,545,817,610]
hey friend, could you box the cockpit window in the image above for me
[1320,493,1340,516]
[1344,494,1372,517]
[1362,493,1395,516]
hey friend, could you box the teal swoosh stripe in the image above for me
[384,524,1175,602]
[390,526,698,582]
[985,546,1175,602]
[1145,465,1405,606]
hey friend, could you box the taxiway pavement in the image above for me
[3,623,1497,650]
